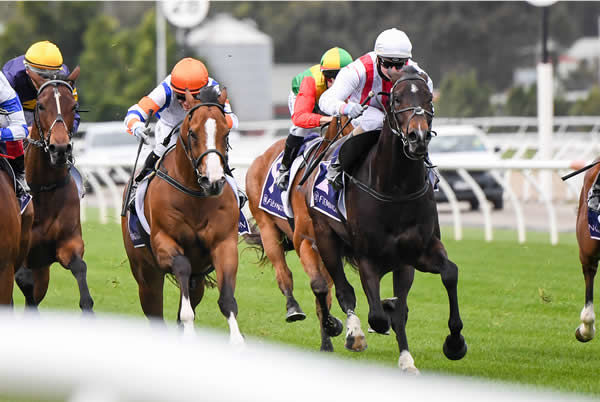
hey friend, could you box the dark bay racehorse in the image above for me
[16,67,94,312]
[307,66,467,371]
[0,160,32,304]
[245,117,361,351]
[122,87,244,344]
[574,165,599,342]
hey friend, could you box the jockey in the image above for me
[0,70,29,198]
[124,57,241,190]
[319,28,434,190]
[1,40,81,195]
[275,47,353,191]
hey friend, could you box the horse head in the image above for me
[29,66,80,166]
[387,65,434,158]
[179,86,230,196]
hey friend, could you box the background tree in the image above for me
[569,86,600,115]
[435,70,493,117]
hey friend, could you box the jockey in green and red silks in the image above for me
[275,47,353,191]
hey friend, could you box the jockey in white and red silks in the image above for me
[319,28,434,189]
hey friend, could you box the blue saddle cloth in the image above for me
[588,208,600,240]
[310,145,346,222]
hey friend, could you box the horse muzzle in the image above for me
[406,129,431,158]
[48,143,73,166]
[197,176,226,196]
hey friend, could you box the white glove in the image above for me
[343,102,365,119]
[132,123,151,145]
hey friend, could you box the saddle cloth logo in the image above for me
[310,152,347,223]
[588,208,600,240]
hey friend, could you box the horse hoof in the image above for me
[400,366,420,376]
[320,338,334,352]
[443,334,467,360]
[325,316,343,337]
[286,310,307,323]
[575,327,594,343]
[368,325,390,335]
[344,334,367,352]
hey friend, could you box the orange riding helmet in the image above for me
[170,57,208,95]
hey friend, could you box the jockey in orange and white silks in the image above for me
[319,28,433,134]
[124,57,239,182]
[0,70,29,197]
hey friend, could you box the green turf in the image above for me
[6,219,600,401]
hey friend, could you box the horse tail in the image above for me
[242,219,294,266]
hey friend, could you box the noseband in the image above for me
[178,102,230,184]
[387,75,436,159]
[28,80,76,155]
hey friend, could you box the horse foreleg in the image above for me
[391,267,419,374]
[212,238,244,347]
[0,264,15,305]
[576,257,597,342]
[297,238,338,351]
[171,255,195,336]
[357,257,388,335]
[57,242,94,312]
[15,266,37,309]
[262,221,304,322]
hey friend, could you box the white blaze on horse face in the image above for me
[54,88,62,115]
[204,118,224,182]
[411,83,418,94]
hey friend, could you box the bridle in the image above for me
[387,74,436,160]
[177,101,230,184]
[28,79,76,157]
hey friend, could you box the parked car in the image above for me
[429,125,503,210]
[75,121,155,187]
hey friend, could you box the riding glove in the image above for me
[342,102,365,119]
[132,123,151,145]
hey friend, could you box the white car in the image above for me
[428,125,504,210]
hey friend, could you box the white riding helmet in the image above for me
[374,28,412,59]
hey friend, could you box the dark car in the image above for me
[429,125,503,210]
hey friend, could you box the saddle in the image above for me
[338,130,380,173]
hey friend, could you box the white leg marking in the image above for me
[578,302,596,340]
[228,312,245,348]
[204,118,224,182]
[345,311,367,351]
[180,295,195,336]
[398,350,420,375]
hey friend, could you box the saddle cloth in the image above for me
[309,146,347,223]
[259,133,322,219]
[128,174,250,248]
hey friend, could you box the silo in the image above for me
[187,13,273,122]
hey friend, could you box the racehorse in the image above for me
[245,116,360,352]
[306,65,467,371]
[15,67,94,312]
[121,86,244,344]
[0,159,32,304]
[574,165,600,342]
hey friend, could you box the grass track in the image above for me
[6,219,600,400]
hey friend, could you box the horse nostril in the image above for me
[198,176,210,188]
[408,132,418,143]
[66,143,73,153]
[48,144,56,153]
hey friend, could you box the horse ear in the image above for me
[218,87,228,105]
[26,68,46,89]
[185,89,195,104]
[67,66,80,85]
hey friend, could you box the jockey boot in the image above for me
[275,134,304,191]
[8,155,30,198]
[134,151,160,183]
[326,160,343,191]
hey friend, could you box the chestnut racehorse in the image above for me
[245,116,358,352]
[574,164,600,342]
[0,158,32,304]
[307,66,467,371]
[122,87,244,344]
[15,67,94,312]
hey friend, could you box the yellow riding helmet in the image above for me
[25,41,63,70]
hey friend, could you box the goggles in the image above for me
[379,57,408,69]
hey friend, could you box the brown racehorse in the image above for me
[245,116,362,352]
[15,67,94,312]
[122,87,244,344]
[574,164,599,342]
[0,159,32,304]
